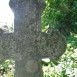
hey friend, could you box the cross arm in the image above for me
[0,33,16,62]
[38,29,67,61]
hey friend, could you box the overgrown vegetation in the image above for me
[0,60,14,77]
[41,0,77,36]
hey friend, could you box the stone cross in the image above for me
[0,0,66,77]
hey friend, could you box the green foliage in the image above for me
[67,33,77,49]
[41,0,77,35]
[0,60,14,77]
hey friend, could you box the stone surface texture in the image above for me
[0,0,66,77]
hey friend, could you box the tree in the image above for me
[41,0,77,36]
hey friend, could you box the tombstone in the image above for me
[0,0,66,77]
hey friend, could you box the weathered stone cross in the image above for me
[0,0,66,77]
